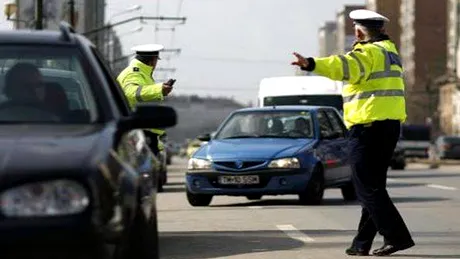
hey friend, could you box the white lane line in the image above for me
[426,184,457,191]
[248,206,263,209]
[276,224,315,243]
[387,178,399,182]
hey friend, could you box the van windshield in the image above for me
[263,95,343,112]
[401,125,431,141]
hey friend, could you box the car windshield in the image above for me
[444,137,460,144]
[214,110,314,139]
[401,125,431,141]
[0,45,99,123]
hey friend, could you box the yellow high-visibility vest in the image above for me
[312,40,406,129]
[117,58,165,136]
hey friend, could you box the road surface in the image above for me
[158,158,460,259]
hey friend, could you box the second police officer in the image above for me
[117,44,175,156]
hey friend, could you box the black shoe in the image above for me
[372,242,415,256]
[345,247,369,256]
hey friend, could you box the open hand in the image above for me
[291,52,309,68]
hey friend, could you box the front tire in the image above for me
[246,195,262,201]
[391,161,406,170]
[299,166,324,205]
[186,190,213,206]
[114,204,159,259]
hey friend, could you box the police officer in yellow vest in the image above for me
[291,10,414,257]
[117,44,175,155]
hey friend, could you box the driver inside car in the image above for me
[293,117,311,137]
[0,63,59,121]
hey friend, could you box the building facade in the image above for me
[439,81,460,135]
[399,0,448,128]
[366,0,401,49]
[13,0,126,72]
[336,5,365,54]
[318,21,337,56]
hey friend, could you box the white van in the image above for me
[258,76,344,113]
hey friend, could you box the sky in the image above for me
[0,0,366,105]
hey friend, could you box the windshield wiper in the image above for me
[221,135,258,139]
[257,134,288,138]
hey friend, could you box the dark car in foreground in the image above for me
[0,23,176,259]
[185,106,356,206]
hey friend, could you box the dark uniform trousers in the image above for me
[143,130,160,156]
[348,120,414,250]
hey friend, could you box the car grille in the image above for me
[214,161,266,170]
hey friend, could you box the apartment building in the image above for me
[336,5,365,54]
[399,0,447,127]
[318,21,337,56]
[366,0,401,49]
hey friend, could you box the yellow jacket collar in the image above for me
[130,58,153,75]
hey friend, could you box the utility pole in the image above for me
[35,0,43,30]
[69,0,75,27]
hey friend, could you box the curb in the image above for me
[408,159,460,166]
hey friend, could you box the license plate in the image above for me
[218,175,260,185]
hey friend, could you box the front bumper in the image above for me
[0,212,104,255]
[404,148,428,158]
[186,168,311,196]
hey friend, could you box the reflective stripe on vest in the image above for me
[343,89,405,103]
[338,55,350,81]
[367,44,403,80]
[348,52,365,84]
[125,83,144,102]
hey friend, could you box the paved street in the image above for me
[158,158,460,259]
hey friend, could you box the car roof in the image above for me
[235,105,336,112]
[258,76,343,97]
[0,27,90,46]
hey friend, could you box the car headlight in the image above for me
[188,158,212,170]
[268,158,300,168]
[0,180,89,217]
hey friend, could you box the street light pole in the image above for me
[35,0,43,30]
[69,0,75,27]
[108,4,142,23]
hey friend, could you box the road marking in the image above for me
[426,184,457,191]
[276,224,315,243]
[248,206,263,209]
[387,178,399,182]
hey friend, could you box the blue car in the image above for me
[185,106,356,206]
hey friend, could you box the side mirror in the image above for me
[119,104,177,131]
[197,133,211,142]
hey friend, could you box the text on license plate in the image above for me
[218,175,260,185]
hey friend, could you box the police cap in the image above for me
[131,44,164,59]
[349,9,389,29]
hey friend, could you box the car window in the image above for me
[324,109,346,138]
[0,45,99,123]
[317,111,335,138]
[445,136,460,144]
[214,110,314,139]
[90,47,131,116]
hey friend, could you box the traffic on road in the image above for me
[1,2,460,259]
